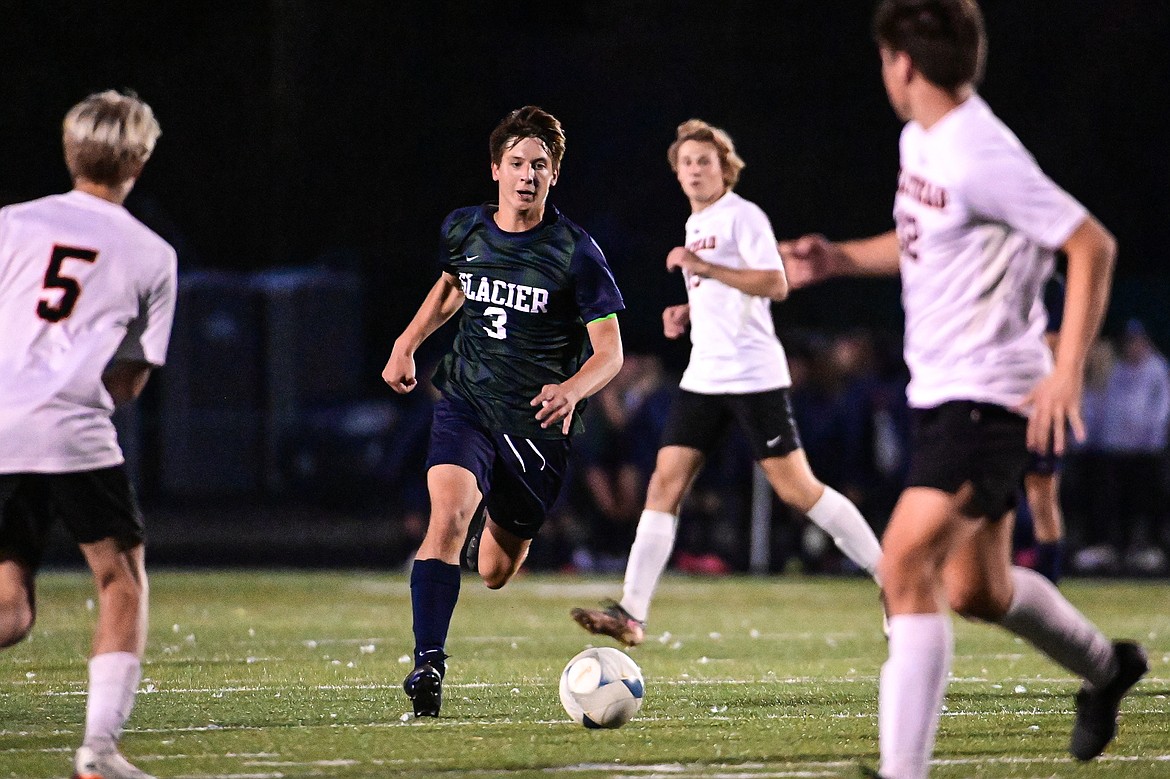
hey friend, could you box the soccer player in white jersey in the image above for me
[779,2,1146,776]
[0,91,176,779]
[571,119,883,646]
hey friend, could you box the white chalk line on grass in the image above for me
[26,673,1170,698]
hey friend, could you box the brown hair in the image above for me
[63,90,160,186]
[873,0,986,90]
[667,119,745,189]
[489,106,566,169]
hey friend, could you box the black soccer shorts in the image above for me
[905,400,1029,520]
[659,388,803,461]
[0,465,145,569]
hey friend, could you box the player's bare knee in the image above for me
[0,601,35,647]
[645,470,686,509]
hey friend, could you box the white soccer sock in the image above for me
[806,486,882,581]
[620,509,678,623]
[997,566,1116,688]
[879,613,952,779]
[84,651,141,752]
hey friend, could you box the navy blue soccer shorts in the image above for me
[425,394,571,540]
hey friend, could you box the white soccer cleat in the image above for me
[73,745,156,779]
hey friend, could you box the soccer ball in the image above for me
[559,646,644,728]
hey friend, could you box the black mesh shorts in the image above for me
[906,401,1029,520]
[0,465,145,569]
[660,388,803,461]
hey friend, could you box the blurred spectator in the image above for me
[564,354,671,572]
[1075,321,1170,575]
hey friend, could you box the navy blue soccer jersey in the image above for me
[431,203,624,439]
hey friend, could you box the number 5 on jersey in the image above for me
[37,244,98,322]
[483,306,508,340]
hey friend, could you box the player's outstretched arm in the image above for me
[532,315,624,435]
[102,361,154,405]
[666,247,787,300]
[383,273,465,394]
[1022,216,1116,455]
[778,230,901,288]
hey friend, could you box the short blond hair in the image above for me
[63,90,160,186]
[667,119,745,189]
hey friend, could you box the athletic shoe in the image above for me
[73,745,156,779]
[857,766,887,779]
[1069,640,1148,760]
[460,502,487,573]
[570,600,645,647]
[403,663,443,717]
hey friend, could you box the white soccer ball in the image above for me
[559,646,644,728]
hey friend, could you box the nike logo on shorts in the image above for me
[767,434,784,448]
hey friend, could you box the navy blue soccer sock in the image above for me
[410,558,461,676]
[1033,541,1064,585]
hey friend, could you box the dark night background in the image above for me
[4,1,1168,376]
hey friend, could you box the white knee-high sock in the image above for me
[84,651,141,752]
[997,566,1116,688]
[879,614,952,779]
[620,509,678,623]
[806,486,882,581]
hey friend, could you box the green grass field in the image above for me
[1,570,1167,778]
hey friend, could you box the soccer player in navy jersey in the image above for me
[382,106,625,718]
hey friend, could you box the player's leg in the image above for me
[53,467,155,779]
[77,539,148,756]
[0,556,35,647]
[0,475,39,648]
[877,486,974,779]
[403,463,481,716]
[569,444,704,646]
[758,449,882,580]
[1026,462,1064,583]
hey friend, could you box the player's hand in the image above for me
[777,233,846,289]
[382,347,417,394]
[662,304,690,339]
[532,383,579,435]
[666,247,709,277]
[1019,367,1085,456]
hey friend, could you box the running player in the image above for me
[0,91,177,779]
[780,2,1146,775]
[571,119,882,647]
[382,106,624,718]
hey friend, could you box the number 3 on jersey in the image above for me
[482,306,508,339]
[37,245,98,322]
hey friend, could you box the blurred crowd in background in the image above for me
[273,320,1170,580]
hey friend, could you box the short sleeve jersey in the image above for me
[678,191,790,394]
[432,204,624,438]
[894,95,1086,409]
[0,191,178,473]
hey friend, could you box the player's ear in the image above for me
[550,167,559,187]
[491,162,501,182]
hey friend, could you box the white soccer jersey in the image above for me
[894,95,1086,410]
[0,190,177,473]
[678,190,791,394]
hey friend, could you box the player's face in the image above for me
[675,140,726,207]
[492,136,558,212]
[880,47,912,122]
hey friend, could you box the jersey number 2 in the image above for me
[37,245,99,322]
[483,306,508,340]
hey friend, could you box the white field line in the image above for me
[25,674,1170,697]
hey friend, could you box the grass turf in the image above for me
[1,570,1167,778]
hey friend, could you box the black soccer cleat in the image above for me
[403,663,443,717]
[1069,640,1148,760]
[460,502,488,573]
